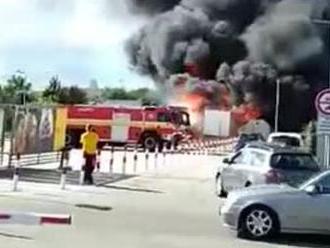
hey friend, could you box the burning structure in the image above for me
[125,0,330,131]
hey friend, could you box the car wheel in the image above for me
[215,174,227,198]
[238,206,279,240]
[143,135,158,152]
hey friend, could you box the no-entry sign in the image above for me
[316,89,330,116]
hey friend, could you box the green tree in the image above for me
[101,87,159,105]
[303,121,317,155]
[42,77,88,105]
[2,73,33,104]
[102,87,136,100]
[58,86,88,105]
[42,76,62,102]
[129,88,159,105]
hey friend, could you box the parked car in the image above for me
[267,132,304,147]
[215,142,320,197]
[234,133,264,152]
[220,170,330,240]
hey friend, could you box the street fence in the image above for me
[8,136,237,192]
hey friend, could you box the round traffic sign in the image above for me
[315,89,330,116]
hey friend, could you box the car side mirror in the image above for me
[305,185,320,195]
[223,158,231,164]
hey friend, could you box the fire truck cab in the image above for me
[64,105,191,150]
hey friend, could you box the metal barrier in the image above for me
[8,151,61,168]
[4,137,238,192]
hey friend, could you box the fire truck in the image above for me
[62,105,191,150]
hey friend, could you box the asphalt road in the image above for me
[0,153,329,248]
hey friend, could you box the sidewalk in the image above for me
[0,151,224,207]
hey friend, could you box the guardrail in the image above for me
[177,137,238,155]
[6,151,61,168]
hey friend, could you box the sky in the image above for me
[0,0,152,89]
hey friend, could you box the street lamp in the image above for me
[274,79,281,132]
[312,19,330,88]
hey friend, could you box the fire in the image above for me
[170,93,206,126]
[169,72,263,129]
[232,104,262,125]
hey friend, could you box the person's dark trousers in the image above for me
[83,153,96,184]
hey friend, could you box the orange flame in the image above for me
[232,104,262,125]
[173,90,262,126]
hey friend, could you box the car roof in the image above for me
[244,141,310,155]
[268,132,302,139]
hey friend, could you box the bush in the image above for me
[303,121,316,155]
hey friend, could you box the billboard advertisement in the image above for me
[13,107,57,155]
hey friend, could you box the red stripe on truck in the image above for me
[68,107,111,120]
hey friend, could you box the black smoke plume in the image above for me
[126,0,180,15]
[126,0,330,131]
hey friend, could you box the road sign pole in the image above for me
[315,89,330,170]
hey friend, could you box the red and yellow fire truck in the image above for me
[55,105,191,150]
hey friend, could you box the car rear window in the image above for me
[271,136,300,147]
[271,154,319,171]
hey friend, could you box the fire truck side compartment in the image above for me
[63,106,190,149]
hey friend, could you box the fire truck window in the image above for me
[181,112,190,126]
[157,113,170,122]
[171,113,181,125]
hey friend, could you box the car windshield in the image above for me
[271,136,300,147]
[271,153,319,171]
[172,112,190,126]
[240,134,263,142]
[298,172,325,189]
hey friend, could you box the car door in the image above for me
[303,174,330,232]
[283,174,330,232]
[222,150,250,191]
[240,150,268,186]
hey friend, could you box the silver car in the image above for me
[220,170,330,240]
[215,142,320,197]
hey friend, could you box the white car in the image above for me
[267,133,304,147]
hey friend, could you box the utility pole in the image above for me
[274,79,280,132]
[17,90,26,106]
[312,19,330,168]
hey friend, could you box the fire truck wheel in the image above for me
[143,135,159,152]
